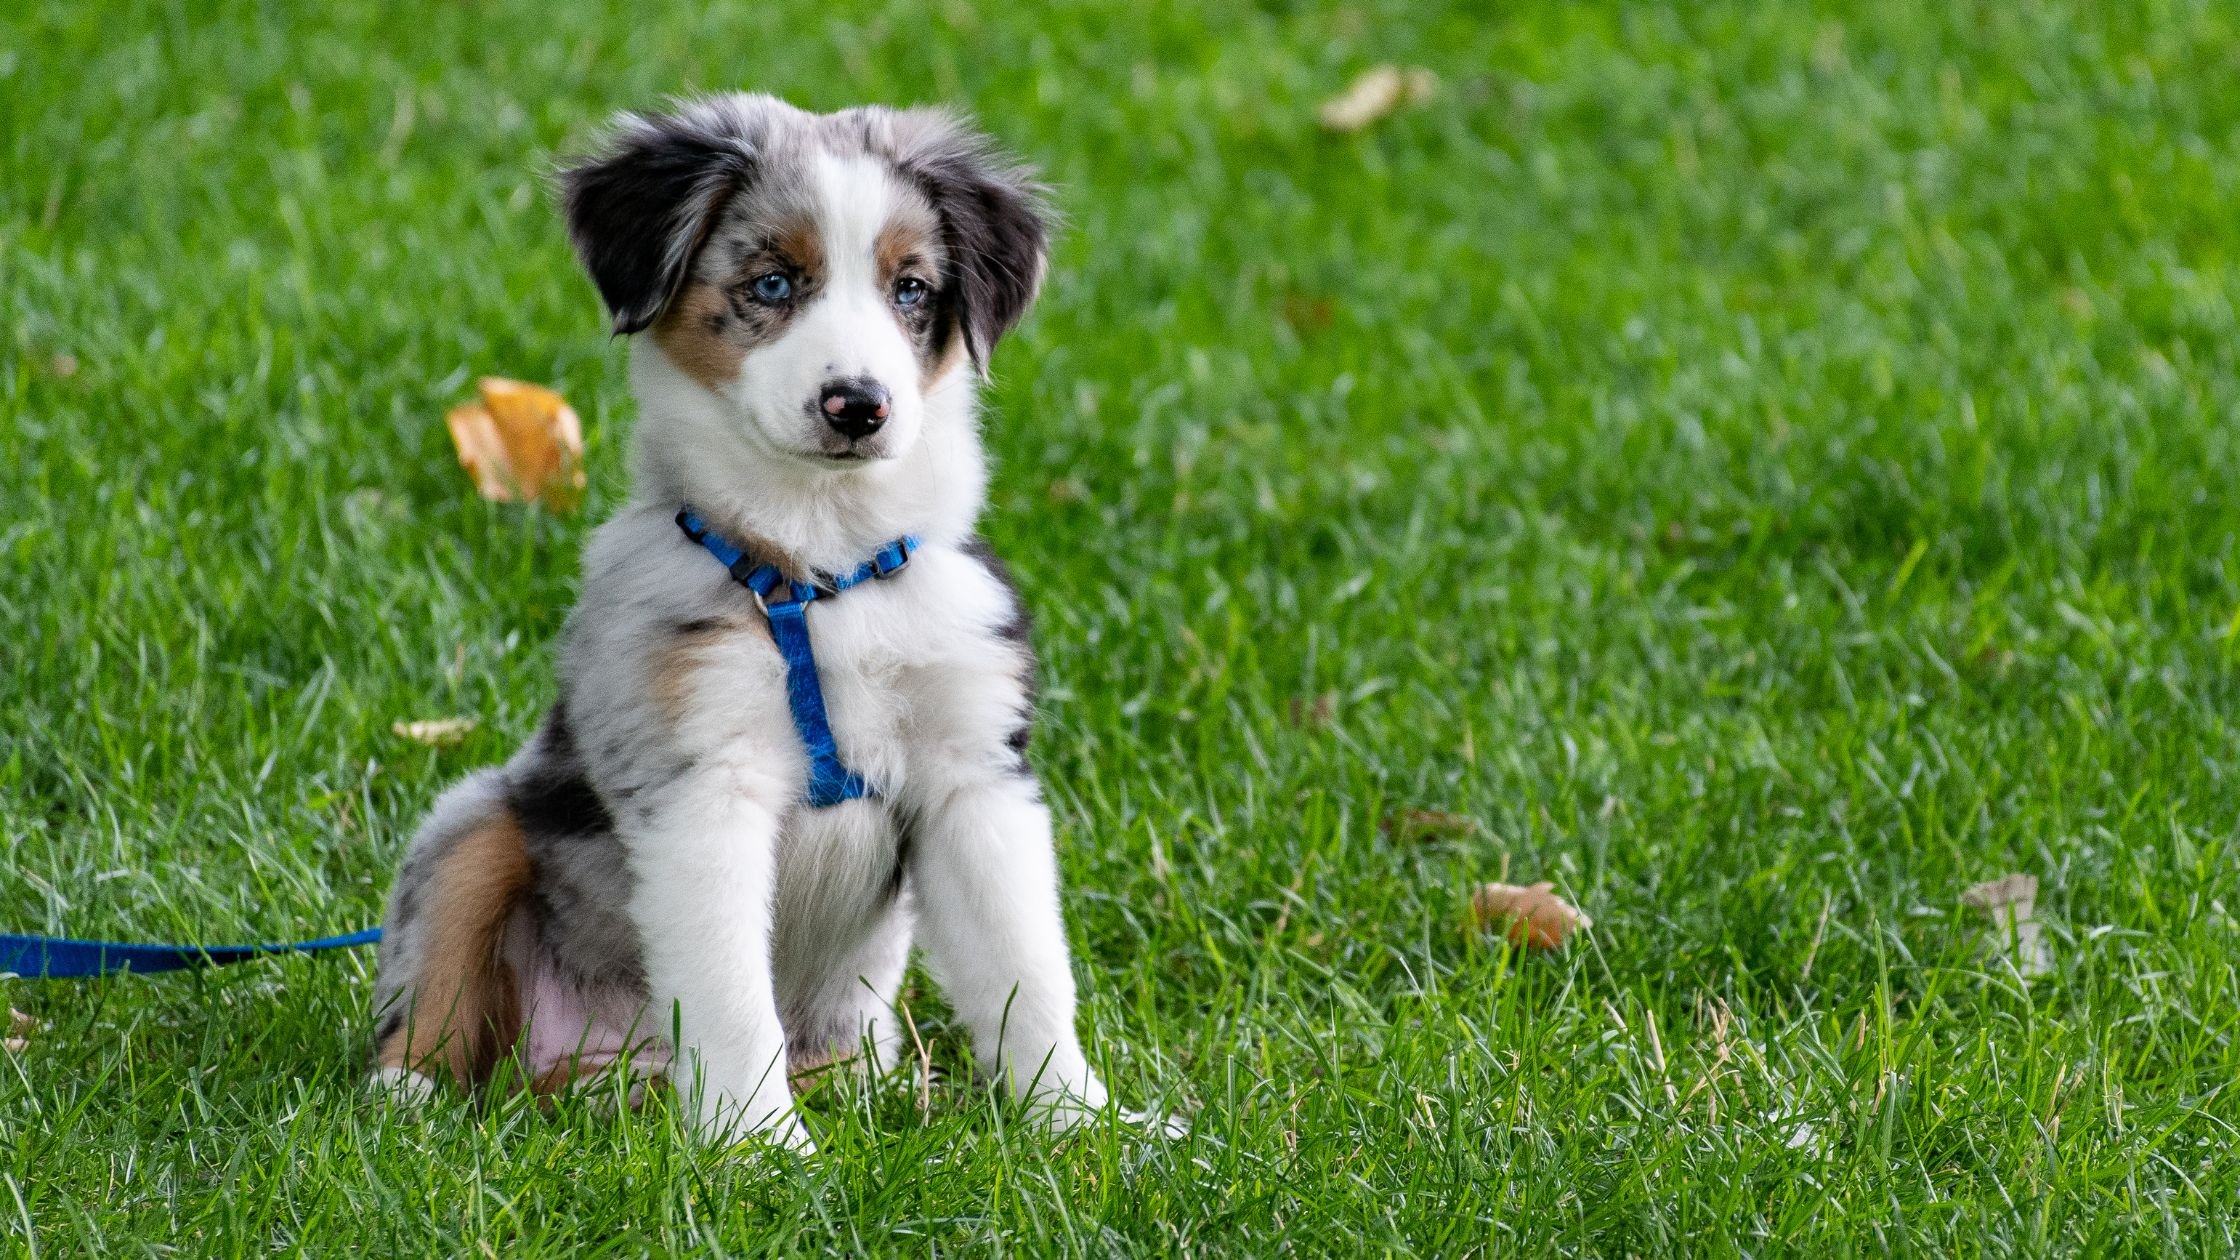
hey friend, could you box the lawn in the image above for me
[4,0,2239,1253]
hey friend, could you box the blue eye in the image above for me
[894,276,928,307]
[750,273,792,303]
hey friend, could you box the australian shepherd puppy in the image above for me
[368,95,1132,1151]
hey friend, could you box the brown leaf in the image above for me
[446,376,586,510]
[1383,809,1480,843]
[48,353,79,379]
[1317,65,1438,133]
[1286,691,1337,728]
[392,717,478,747]
[1279,293,1335,332]
[1469,881,1591,949]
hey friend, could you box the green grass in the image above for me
[4,0,2239,1253]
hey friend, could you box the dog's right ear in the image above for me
[559,110,756,336]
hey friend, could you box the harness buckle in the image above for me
[872,541,913,579]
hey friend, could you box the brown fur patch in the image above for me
[652,205,830,390]
[767,214,823,274]
[651,282,750,390]
[373,815,532,1088]
[652,633,714,722]
[873,200,951,385]
[874,209,938,285]
[928,329,974,388]
[653,613,766,720]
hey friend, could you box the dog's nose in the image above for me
[819,379,890,440]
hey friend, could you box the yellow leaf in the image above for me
[445,376,586,510]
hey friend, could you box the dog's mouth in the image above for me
[808,437,896,465]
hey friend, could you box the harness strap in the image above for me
[1,926,381,980]
[676,506,917,808]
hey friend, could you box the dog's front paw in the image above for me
[764,1113,817,1154]
[1118,1106,1190,1139]
[1026,1093,1187,1139]
[1010,1065,1186,1139]
[690,1085,817,1155]
[707,1111,817,1157]
[1012,1067,1114,1132]
[365,1066,439,1110]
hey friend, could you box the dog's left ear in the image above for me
[887,110,1054,374]
[560,107,760,336]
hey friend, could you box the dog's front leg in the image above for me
[625,763,807,1150]
[910,777,1110,1124]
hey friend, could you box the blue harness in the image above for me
[674,505,917,807]
[1,509,916,980]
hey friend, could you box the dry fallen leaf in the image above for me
[1384,809,1480,843]
[1961,872,2053,978]
[446,376,585,510]
[1470,881,1591,950]
[392,717,478,747]
[1317,64,1439,133]
[1285,691,1338,728]
[1278,292,1336,333]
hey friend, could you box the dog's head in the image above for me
[561,95,1050,467]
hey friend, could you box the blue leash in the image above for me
[1,926,381,980]
[675,506,917,807]
[4,508,910,980]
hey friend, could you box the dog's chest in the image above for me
[681,545,1020,798]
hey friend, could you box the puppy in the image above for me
[369,95,1127,1150]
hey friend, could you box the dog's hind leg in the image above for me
[782,891,913,1091]
[369,770,533,1096]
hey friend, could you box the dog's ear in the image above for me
[560,109,758,336]
[887,111,1054,374]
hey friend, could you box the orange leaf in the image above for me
[1469,881,1591,950]
[445,376,586,510]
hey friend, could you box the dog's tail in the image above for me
[371,774,533,1088]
